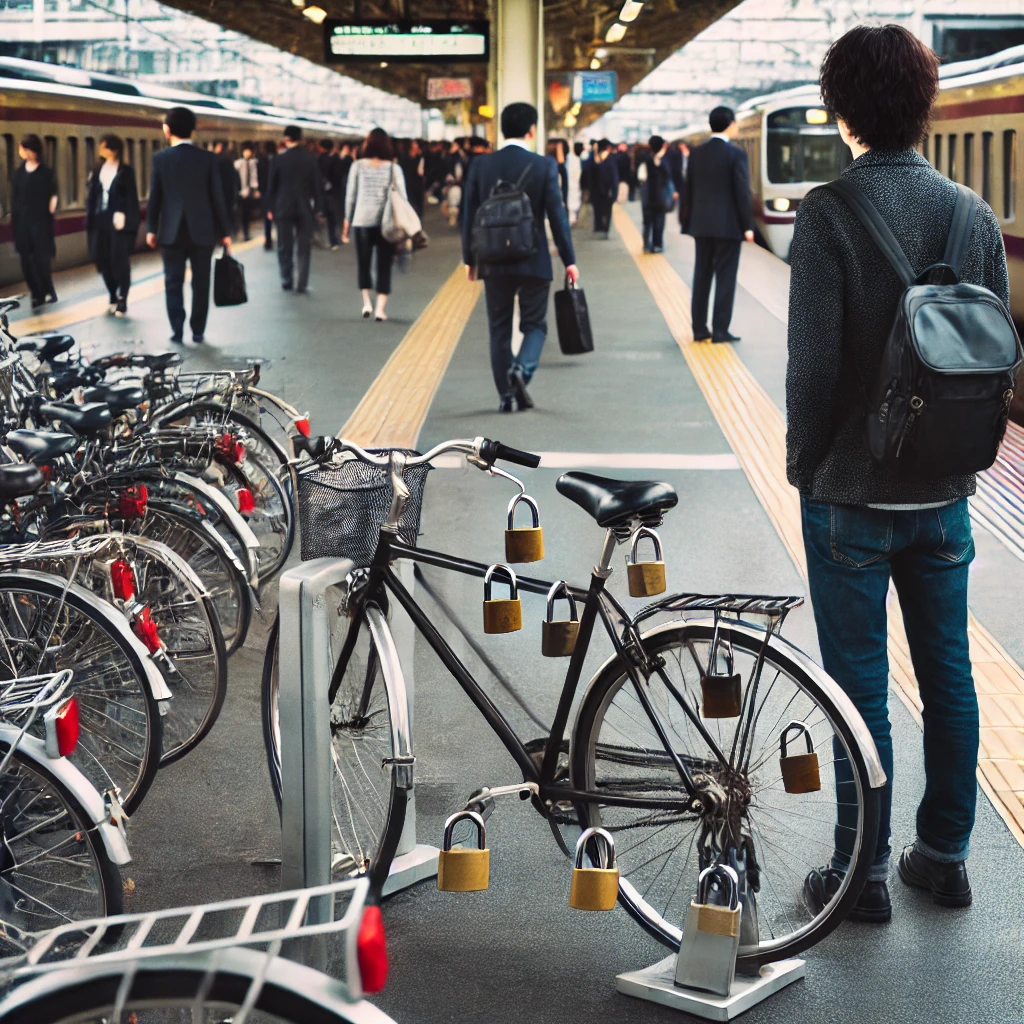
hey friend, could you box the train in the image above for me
[0,57,364,287]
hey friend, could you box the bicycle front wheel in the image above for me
[570,619,881,968]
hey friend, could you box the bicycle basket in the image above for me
[297,448,430,565]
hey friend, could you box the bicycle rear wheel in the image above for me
[570,619,881,968]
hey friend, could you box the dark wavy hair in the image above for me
[819,24,939,151]
[362,127,394,161]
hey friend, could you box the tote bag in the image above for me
[213,250,247,307]
[554,277,594,355]
[382,164,423,244]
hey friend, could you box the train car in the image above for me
[678,84,851,261]
[0,57,363,287]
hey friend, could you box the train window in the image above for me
[126,139,135,167]
[948,134,958,182]
[66,137,79,204]
[44,135,57,168]
[0,134,11,219]
[963,133,974,189]
[138,140,147,197]
[982,132,993,204]
[933,134,942,172]
[84,137,95,176]
[922,135,930,163]
[1003,129,1017,221]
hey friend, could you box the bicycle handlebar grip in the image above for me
[481,439,541,469]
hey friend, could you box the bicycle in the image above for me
[263,435,886,970]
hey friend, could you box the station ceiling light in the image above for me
[302,5,327,23]
[291,0,305,6]
[619,1,644,22]
[805,108,828,124]
[595,48,609,59]
[590,57,601,70]
[605,22,627,44]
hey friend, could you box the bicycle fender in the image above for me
[0,728,132,866]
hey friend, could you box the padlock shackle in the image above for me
[545,580,578,623]
[442,809,487,851]
[507,492,541,530]
[780,720,814,758]
[483,563,518,601]
[574,826,616,870]
[696,863,739,910]
[629,525,663,564]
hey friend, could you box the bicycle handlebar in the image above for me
[295,435,541,472]
[479,439,541,469]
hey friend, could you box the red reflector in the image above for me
[357,905,389,994]
[132,607,162,653]
[217,433,246,464]
[54,697,80,757]
[119,484,148,521]
[295,417,311,437]
[39,464,51,482]
[110,559,136,602]
[237,487,255,515]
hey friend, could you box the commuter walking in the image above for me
[12,134,58,309]
[567,141,583,226]
[342,128,406,322]
[146,106,232,344]
[787,24,1010,922]
[400,138,426,218]
[85,133,139,317]
[267,125,323,294]
[684,107,754,342]
[637,135,676,253]
[317,138,343,250]
[462,102,579,412]
[213,140,240,237]
[259,141,276,250]
[590,140,618,238]
[234,143,260,242]
[616,142,632,203]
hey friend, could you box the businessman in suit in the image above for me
[590,139,619,238]
[146,106,231,343]
[462,102,579,413]
[684,106,755,343]
[267,125,323,294]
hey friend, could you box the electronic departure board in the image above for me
[323,20,489,63]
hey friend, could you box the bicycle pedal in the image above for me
[701,674,742,718]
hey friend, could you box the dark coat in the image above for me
[267,144,323,221]
[461,143,576,281]
[640,155,674,213]
[12,163,57,257]
[147,143,230,247]
[786,148,1010,505]
[684,138,753,239]
[318,151,345,202]
[591,155,619,202]
[85,162,140,253]
[217,154,239,212]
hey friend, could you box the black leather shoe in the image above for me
[507,366,534,410]
[498,396,514,413]
[192,334,204,344]
[803,866,891,923]
[897,845,972,907]
[712,332,741,343]
[282,282,293,292]
[170,335,184,345]
[693,334,712,342]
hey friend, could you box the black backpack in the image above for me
[471,166,537,266]
[823,178,1023,479]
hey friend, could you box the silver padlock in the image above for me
[674,864,742,997]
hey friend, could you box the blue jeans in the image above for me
[801,497,978,879]
[483,275,550,397]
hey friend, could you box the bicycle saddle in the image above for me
[38,401,112,435]
[83,383,145,412]
[556,472,678,528]
[0,463,45,500]
[138,352,183,370]
[5,429,78,463]
[17,333,75,362]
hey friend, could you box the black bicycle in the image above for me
[263,436,884,969]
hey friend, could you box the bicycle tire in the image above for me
[569,619,881,969]
[262,614,282,811]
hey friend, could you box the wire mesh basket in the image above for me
[297,449,430,565]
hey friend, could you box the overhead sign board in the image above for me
[571,71,618,103]
[426,77,474,101]
[324,20,489,64]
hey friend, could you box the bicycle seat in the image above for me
[83,383,145,412]
[17,333,75,362]
[139,352,183,370]
[0,463,45,500]
[38,401,112,435]
[556,472,678,528]
[5,429,78,463]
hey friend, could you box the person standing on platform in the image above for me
[567,141,583,226]
[462,102,579,413]
[213,140,240,238]
[12,134,58,309]
[234,143,260,243]
[342,127,406,322]
[684,106,754,343]
[400,138,425,218]
[85,133,139,318]
[637,135,676,253]
[259,141,276,250]
[267,125,323,295]
[590,139,618,238]
[671,141,690,234]
[317,138,343,250]
[146,106,231,344]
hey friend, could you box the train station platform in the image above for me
[10,204,1024,1023]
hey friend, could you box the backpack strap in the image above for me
[515,163,532,189]
[821,178,916,288]
[942,184,978,278]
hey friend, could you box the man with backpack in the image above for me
[463,102,579,412]
[787,25,1018,925]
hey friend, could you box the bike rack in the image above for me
[278,557,439,908]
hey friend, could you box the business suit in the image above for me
[147,142,230,340]
[591,155,619,235]
[86,162,139,304]
[317,151,343,247]
[684,136,754,340]
[267,144,323,292]
[462,142,576,400]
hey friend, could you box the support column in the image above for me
[495,0,544,148]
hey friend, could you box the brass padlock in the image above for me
[542,581,579,657]
[505,493,545,563]
[701,674,742,718]
[437,810,490,892]
[675,864,742,997]
[569,827,619,911]
[626,526,667,598]
[780,720,821,794]
[482,564,523,634]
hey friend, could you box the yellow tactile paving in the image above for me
[613,204,1024,847]
[337,265,481,448]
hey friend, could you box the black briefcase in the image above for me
[554,278,594,355]
[214,250,247,307]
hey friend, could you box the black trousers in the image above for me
[161,240,214,339]
[238,197,259,241]
[18,243,55,303]
[642,207,666,251]
[354,226,394,295]
[592,197,613,234]
[276,212,313,291]
[690,236,742,339]
[94,215,132,302]
[323,196,340,247]
[263,211,273,248]
[483,274,550,397]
